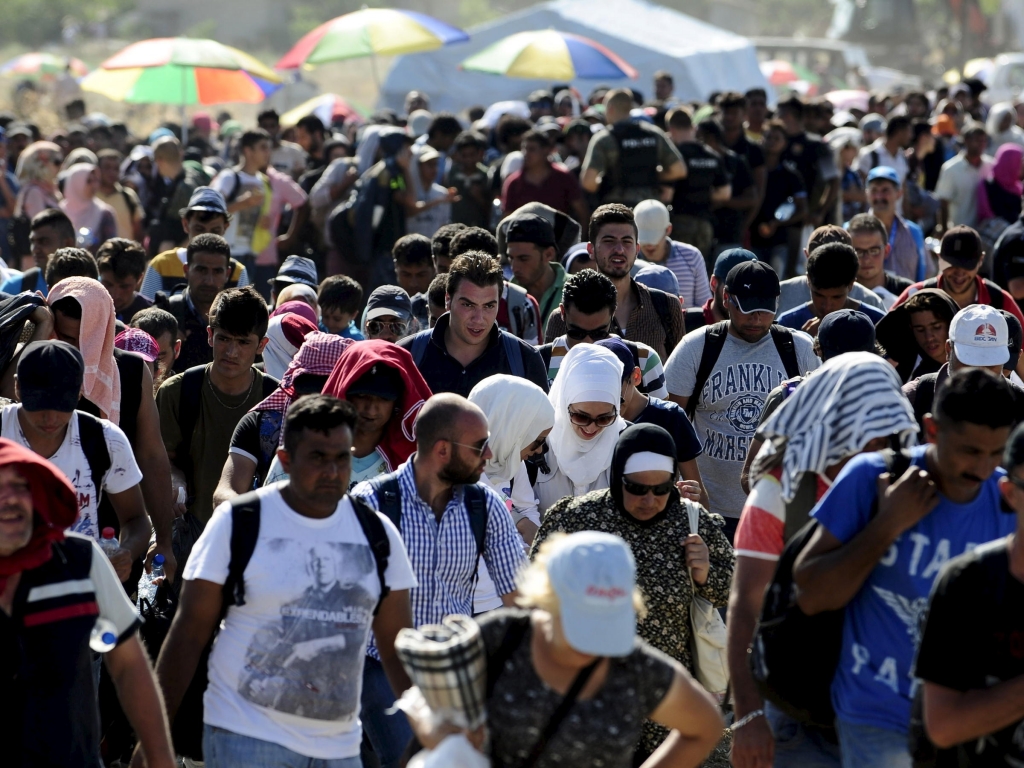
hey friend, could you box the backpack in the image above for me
[505,281,538,341]
[599,122,660,199]
[912,373,938,433]
[685,321,801,420]
[327,163,394,265]
[367,471,490,581]
[748,447,912,730]
[171,489,393,759]
[173,366,278,500]
[409,328,525,379]
[684,306,708,335]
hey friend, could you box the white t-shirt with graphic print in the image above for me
[184,486,417,759]
[1,405,143,541]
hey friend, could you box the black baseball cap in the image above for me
[713,247,758,281]
[365,285,412,322]
[179,186,228,218]
[817,309,877,360]
[1000,309,1023,372]
[17,341,84,413]
[348,364,403,401]
[506,213,556,249]
[725,260,780,314]
[939,226,983,271]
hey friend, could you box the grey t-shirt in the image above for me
[777,276,886,316]
[664,326,820,519]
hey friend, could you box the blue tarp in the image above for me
[380,0,769,113]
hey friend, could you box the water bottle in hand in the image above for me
[99,527,119,558]
[151,553,165,586]
[89,617,118,653]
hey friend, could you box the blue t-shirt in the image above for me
[0,271,47,297]
[319,320,365,341]
[776,300,885,331]
[812,445,1015,734]
[634,396,703,463]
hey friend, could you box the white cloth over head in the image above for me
[468,375,555,484]
[547,344,626,487]
[262,315,301,382]
[752,352,918,503]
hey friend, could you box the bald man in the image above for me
[349,393,526,767]
[275,283,319,318]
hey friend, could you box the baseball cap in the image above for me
[938,226,983,271]
[114,328,159,363]
[506,213,556,249]
[416,144,440,164]
[633,200,671,245]
[866,166,900,186]
[545,531,637,657]
[273,255,318,288]
[562,242,593,272]
[949,305,1010,367]
[180,186,228,218]
[1000,309,1023,372]
[724,260,780,314]
[859,113,887,133]
[713,248,758,281]
[17,341,84,413]
[595,337,636,381]
[634,263,679,295]
[365,285,412,322]
[348,363,404,401]
[817,309,877,360]
[6,124,31,140]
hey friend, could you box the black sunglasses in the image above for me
[565,323,611,341]
[367,320,409,336]
[568,407,617,428]
[622,477,674,496]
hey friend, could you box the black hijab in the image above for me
[610,423,678,524]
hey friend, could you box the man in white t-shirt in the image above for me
[6,340,150,584]
[150,395,416,766]
[211,129,274,272]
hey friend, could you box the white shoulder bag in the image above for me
[684,500,730,702]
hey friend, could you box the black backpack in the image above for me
[170,489,393,759]
[748,448,912,730]
[684,306,709,334]
[685,321,801,420]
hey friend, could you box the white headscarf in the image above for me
[547,344,626,486]
[262,315,301,381]
[751,352,918,503]
[986,102,1024,150]
[469,375,555,483]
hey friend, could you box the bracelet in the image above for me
[730,709,765,732]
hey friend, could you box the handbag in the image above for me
[684,500,730,702]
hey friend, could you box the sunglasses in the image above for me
[450,437,490,457]
[565,323,611,341]
[367,320,409,337]
[567,407,617,428]
[622,477,675,496]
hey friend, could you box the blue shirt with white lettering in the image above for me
[812,445,1015,734]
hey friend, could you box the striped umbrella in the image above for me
[460,30,637,81]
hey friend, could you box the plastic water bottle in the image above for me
[99,527,119,558]
[151,554,165,584]
[138,554,166,609]
[89,617,118,653]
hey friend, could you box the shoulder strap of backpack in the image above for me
[223,490,261,612]
[870,149,880,170]
[647,288,678,352]
[349,493,392,615]
[76,412,112,493]
[506,283,528,338]
[686,321,729,420]
[410,330,431,369]
[538,343,553,369]
[500,331,525,378]
[984,279,1005,309]
[121,187,137,218]
[464,484,489,560]
[684,307,706,335]
[914,375,937,427]
[769,325,801,380]
[23,267,41,293]
[224,168,242,204]
[176,366,207,484]
[368,472,403,530]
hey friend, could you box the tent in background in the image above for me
[380,0,768,114]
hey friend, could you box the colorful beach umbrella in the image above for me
[82,37,281,106]
[276,8,468,71]
[280,94,368,129]
[460,30,638,81]
[0,53,89,80]
[760,59,820,87]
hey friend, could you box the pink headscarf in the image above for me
[47,278,121,424]
[59,163,116,236]
[977,144,1024,222]
[270,300,319,327]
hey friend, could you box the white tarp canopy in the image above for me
[380,0,769,114]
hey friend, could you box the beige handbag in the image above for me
[684,500,730,702]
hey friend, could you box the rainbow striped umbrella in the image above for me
[460,30,637,81]
[277,8,468,69]
[82,37,282,106]
[0,53,89,81]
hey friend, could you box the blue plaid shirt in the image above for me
[351,458,526,658]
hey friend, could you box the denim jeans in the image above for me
[836,718,912,768]
[765,702,841,768]
[359,656,412,768]
[203,724,363,768]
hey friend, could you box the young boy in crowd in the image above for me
[97,237,153,324]
[446,131,491,229]
[318,274,365,340]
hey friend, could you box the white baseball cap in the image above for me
[633,200,671,245]
[546,531,637,657]
[949,305,1010,367]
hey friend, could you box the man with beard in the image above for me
[350,394,526,767]
[665,260,819,541]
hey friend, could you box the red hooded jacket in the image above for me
[323,340,433,470]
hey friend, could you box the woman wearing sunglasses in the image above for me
[530,422,734,763]
[534,344,628,515]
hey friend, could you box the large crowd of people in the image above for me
[2,72,1024,768]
